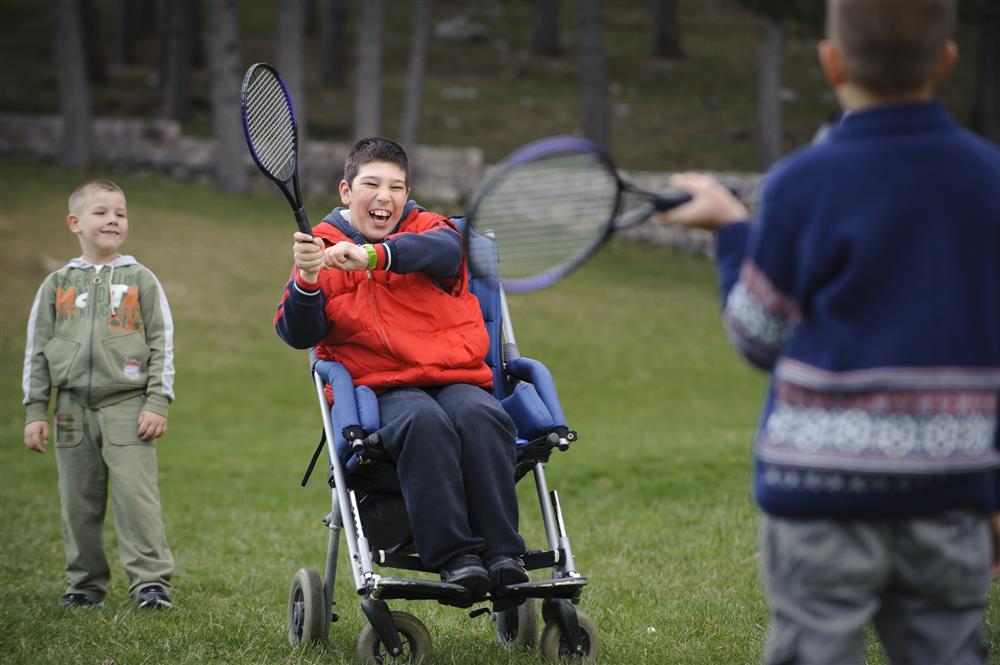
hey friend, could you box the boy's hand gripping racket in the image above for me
[241,62,311,235]
[465,135,695,293]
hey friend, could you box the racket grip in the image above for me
[651,191,693,211]
[294,207,312,235]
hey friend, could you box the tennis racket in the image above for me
[240,62,311,235]
[465,135,694,293]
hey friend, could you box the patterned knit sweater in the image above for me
[714,101,1000,518]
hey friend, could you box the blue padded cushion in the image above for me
[355,386,380,432]
[452,216,506,399]
[501,382,556,441]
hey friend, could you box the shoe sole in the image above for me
[138,598,172,609]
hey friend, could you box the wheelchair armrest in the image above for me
[504,356,567,426]
[312,359,381,468]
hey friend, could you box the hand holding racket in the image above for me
[465,135,698,293]
[656,173,749,231]
[241,63,312,236]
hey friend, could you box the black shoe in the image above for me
[440,554,490,598]
[59,593,104,608]
[487,554,529,590]
[136,585,172,609]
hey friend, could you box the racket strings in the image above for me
[245,71,296,181]
[472,154,618,281]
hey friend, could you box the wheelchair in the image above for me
[285,220,599,664]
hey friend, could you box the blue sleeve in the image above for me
[383,224,463,279]
[275,277,329,349]
[714,221,750,305]
[717,180,804,370]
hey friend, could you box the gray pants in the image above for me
[54,392,174,602]
[759,512,991,665]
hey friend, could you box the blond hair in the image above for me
[68,179,126,214]
[827,0,955,96]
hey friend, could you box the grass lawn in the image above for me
[1,160,998,664]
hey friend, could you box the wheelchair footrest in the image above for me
[368,577,470,602]
[494,576,588,599]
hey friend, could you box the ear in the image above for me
[338,179,351,205]
[67,213,80,234]
[818,39,847,89]
[932,40,958,84]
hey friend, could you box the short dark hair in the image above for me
[343,137,410,187]
[827,0,955,96]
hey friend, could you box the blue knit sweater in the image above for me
[714,101,1000,519]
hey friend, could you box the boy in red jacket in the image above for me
[275,137,527,596]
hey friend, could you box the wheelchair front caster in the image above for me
[287,567,330,647]
[493,598,538,649]
[356,611,431,664]
[539,609,599,663]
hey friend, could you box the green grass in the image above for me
[1,160,998,664]
[0,0,982,171]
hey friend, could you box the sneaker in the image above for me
[136,585,172,609]
[486,554,529,590]
[440,554,490,598]
[59,593,104,608]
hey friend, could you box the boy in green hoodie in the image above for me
[23,179,175,609]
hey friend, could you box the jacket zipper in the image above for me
[366,271,402,364]
[86,271,98,405]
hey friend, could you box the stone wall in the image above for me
[0,113,762,256]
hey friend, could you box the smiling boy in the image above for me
[23,179,175,609]
[275,137,528,596]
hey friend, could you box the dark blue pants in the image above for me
[376,384,525,570]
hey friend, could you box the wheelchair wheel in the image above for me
[287,567,329,647]
[493,599,538,648]
[356,611,431,665]
[539,610,599,663]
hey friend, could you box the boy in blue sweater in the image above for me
[661,1,1000,663]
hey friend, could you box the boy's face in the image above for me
[339,161,409,242]
[68,189,128,262]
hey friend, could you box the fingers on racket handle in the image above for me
[651,191,693,211]
[294,208,312,236]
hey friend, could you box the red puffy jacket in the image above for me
[275,204,493,392]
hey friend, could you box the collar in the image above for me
[833,100,955,141]
[64,255,138,271]
[319,200,423,242]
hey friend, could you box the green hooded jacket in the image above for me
[23,255,175,422]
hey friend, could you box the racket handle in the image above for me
[294,207,312,235]
[650,191,693,211]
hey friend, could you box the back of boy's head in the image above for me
[343,137,410,187]
[68,179,126,214]
[827,0,955,96]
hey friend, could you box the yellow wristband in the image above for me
[363,244,378,270]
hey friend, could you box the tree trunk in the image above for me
[277,0,307,144]
[400,0,431,154]
[532,0,560,56]
[53,0,93,168]
[577,0,610,150]
[206,0,248,193]
[353,0,385,141]
[304,0,319,37]
[160,0,194,120]
[113,0,137,65]
[972,17,1000,143]
[758,18,785,168]
[189,0,204,68]
[650,0,682,58]
[132,0,156,36]
[79,0,108,83]
[321,0,349,87]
